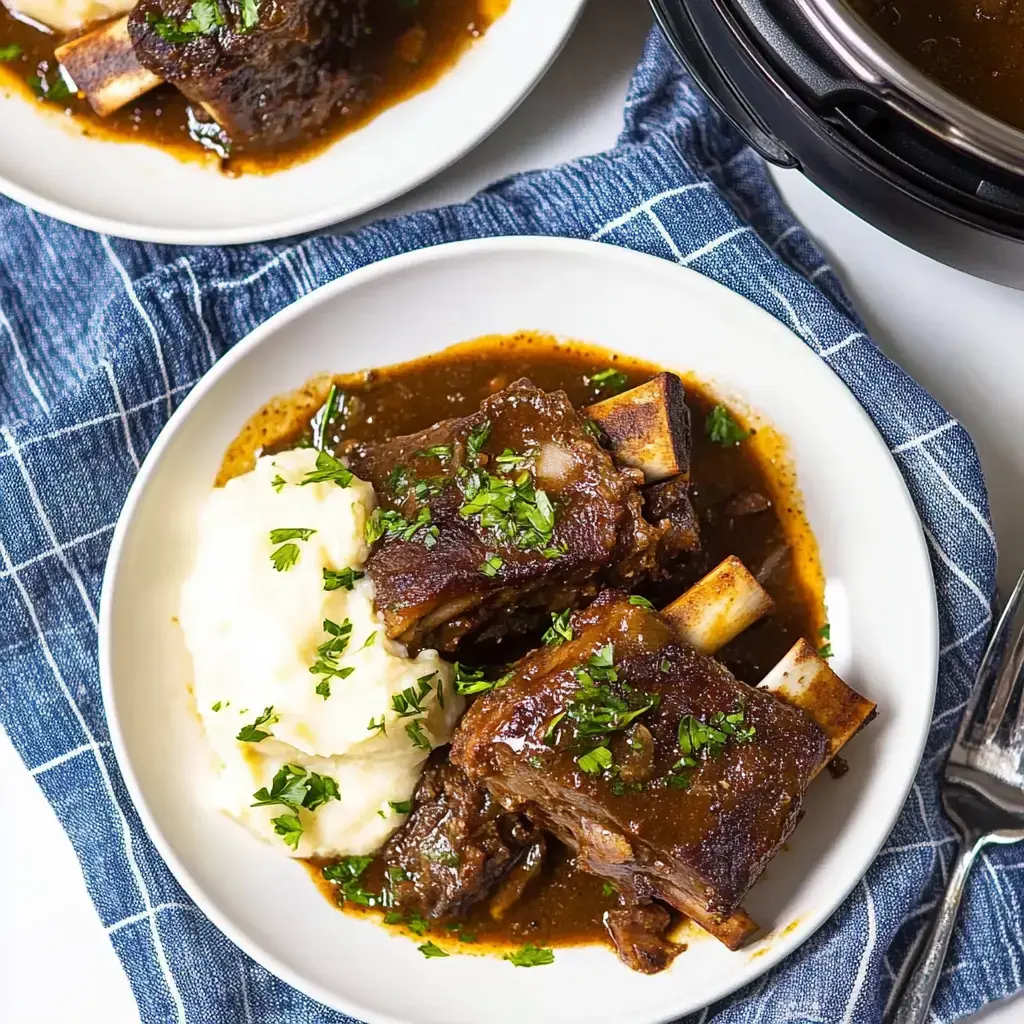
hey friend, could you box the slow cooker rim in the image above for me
[795,0,1024,177]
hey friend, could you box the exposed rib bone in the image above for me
[584,372,690,484]
[661,555,775,655]
[55,16,162,117]
[759,638,877,773]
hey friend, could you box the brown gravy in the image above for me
[0,0,505,174]
[849,0,1024,131]
[223,332,826,955]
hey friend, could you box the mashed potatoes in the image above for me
[180,448,463,859]
[3,0,134,33]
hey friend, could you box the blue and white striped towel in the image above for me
[0,24,1010,1024]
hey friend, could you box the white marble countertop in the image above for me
[1,1,1021,1020]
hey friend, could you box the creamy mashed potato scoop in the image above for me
[180,447,463,860]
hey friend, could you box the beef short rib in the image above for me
[129,0,371,149]
[346,379,667,652]
[450,591,829,942]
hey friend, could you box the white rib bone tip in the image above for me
[662,555,774,656]
[584,372,690,484]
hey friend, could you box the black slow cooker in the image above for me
[650,0,1024,286]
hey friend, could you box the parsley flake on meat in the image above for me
[478,553,503,577]
[466,419,492,459]
[418,941,449,959]
[628,595,655,609]
[588,368,628,394]
[366,506,438,548]
[453,662,511,696]
[542,609,573,646]
[577,745,613,775]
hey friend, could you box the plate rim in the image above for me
[99,235,939,1022]
[0,1,587,245]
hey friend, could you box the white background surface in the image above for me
[0,1,1020,1021]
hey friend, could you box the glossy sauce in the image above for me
[223,332,827,954]
[849,0,1024,131]
[0,0,505,174]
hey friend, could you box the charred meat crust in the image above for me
[450,591,828,924]
[346,378,666,652]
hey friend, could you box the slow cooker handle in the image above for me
[650,0,799,168]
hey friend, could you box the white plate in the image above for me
[100,237,938,1024]
[0,0,584,244]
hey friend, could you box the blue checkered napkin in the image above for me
[0,25,1006,1024]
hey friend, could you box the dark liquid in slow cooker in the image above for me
[850,0,1024,130]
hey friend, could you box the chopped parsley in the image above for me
[478,552,504,577]
[577,745,613,774]
[415,444,452,461]
[494,448,535,471]
[542,711,566,745]
[145,0,224,42]
[236,706,276,743]
[405,719,432,751]
[239,0,259,31]
[323,566,364,591]
[589,368,629,394]
[453,662,511,696]
[361,631,378,650]
[391,677,433,717]
[301,450,353,488]
[322,855,376,906]
[270,527,316,544]
[706,404,751,446]
[503,944,554,967]
[367,715,386,736]
[602,881,617,898]
[0,44,23,61]
[271,474,287,493]
[628,595,655,610]
[817,623,833,659]
[583,418,605,441]
[389,799,413,814]
[271,813,304,850]
[542,609,573,646]
[366,506,438,549]
[677,704,755,759]
[466,420,492,459]
[418,941,449,959]
[269,543,300,571]
[458,466,559,555]
[309,618,355,690]
[211,701,223,712]
[251,764,339,849]
[315,680,332,700]
[660,658,672,674]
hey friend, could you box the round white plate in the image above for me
[0,0,584,244]
[101,237,938,1024]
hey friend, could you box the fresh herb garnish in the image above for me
[0,44,23,61]
[458,467,558,554]
[310,619,355,690]
[453,662,511,696]
[389,799,413,814]
[405,719,432,751]
[466,420,492,459]
[251,764,339,813]
[589,368,629,394]
[211,701,223,712]
[302,450,353,488]
[577,745,613,774]
[271,474,287,493]
[236,706,276,743]
[602,881,616,897]
[542,711,566,745]
[272,813,304,850]
[503,944,554,967]
[418,941,449,959]
[817,623,833,659]
[239,0,259,31]
[315,680,331,699]
[478,552,503,577]
[494,448,535,471]
[28,71,72,102]
[322,855,376,906]
[145,0,224,42]
[269,543,300,572]
[366,506,438,549]
[391,677,433,717]
[706,404,751,446]
[542,609,573,646]
[270,527,316,544]
[313,384,339,451]
[415,444,452,461]
[367,715,387,736]
[628,595,655,610]
[323,566,364,591]
[660,658,672,674]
